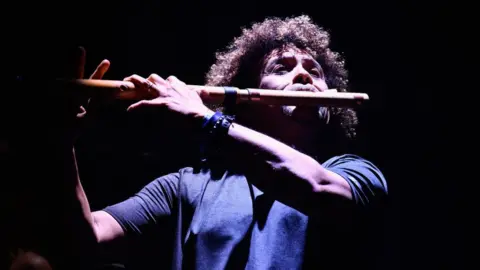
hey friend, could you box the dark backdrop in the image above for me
[3,0,467,269]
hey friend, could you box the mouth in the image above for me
[284,84,318,93]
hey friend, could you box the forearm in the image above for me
[222,122,328,209]
[71,147,95,232]
[10,136,99,268]
[220,122,352,214]
[53,145,99,261]
[226,123,317,180]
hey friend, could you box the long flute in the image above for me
[59,79,369,107]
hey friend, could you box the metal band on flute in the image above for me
[246,89,261,102]
[223,86,238,108]
[58,79,369,107]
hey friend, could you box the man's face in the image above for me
[258,47,330,124]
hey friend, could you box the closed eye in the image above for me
[310,68,324,78]
[310,68,321,76]
[272,64,288,74]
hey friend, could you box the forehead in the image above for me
[264,46,315,63]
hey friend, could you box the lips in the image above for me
[282,84,322,124]
[284,83,318,93]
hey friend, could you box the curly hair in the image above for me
[205,15,358,140]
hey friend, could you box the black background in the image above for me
[3,0,469,269]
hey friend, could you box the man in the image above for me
[19,15,388,269]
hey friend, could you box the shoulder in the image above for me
[322,154,388,205]
[171,166,218,207]
[147,166,209,187]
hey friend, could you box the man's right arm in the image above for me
[90,211,125,243]
[72,146,180,244]
[69,146,125,244]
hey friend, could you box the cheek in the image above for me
[314,80,329,91]
[258,75,287,90]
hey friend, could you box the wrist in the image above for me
[198,111,235,157]
[195,107,215,128]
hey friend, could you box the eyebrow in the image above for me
[266,54,322,70]
[267,54,295,66]
[303,57,322,70]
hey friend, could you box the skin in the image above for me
[18,46,353,262]
[235,46,332,155]
[88,45,352,242]
[119,45,352,216]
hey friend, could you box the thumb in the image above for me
[127,99,167,112]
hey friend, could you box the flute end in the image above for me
[354,93,369,101]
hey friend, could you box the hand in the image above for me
[64,47,110,142]
[124,74,214,129]
[74,47,110,120]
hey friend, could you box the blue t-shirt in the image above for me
[103,154,388,269]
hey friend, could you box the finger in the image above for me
[65,47,87,107]
[166,75,187,88]
[90,59,110,79]
[147,74,171,97]
[124,74,150,89]
[124,74,156,98]
[85,59,110,113]
[74,46,86,79]
[126,99,167,112]
[85,60,111,111]
[76,105,87,119]
[166,75,189,96]
[148,73,169,86]
[124,74,150,91]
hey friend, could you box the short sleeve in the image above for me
[322,154,388,206]
[102,172,180,236]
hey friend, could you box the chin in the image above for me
[282,105,330,125]
[281,105,296,117]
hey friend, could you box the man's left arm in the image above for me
[224,123,388,215]
[122,74,388,214]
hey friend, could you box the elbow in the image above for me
[312,168,353,201]
[92,219,102,244]
[268,156,354,211]
[312,181,353,201]
[275,155,353,200]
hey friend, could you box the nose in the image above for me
[292,67,313,85]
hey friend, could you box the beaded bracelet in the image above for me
[199,111,235,157]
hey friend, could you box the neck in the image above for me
[233,105,327,160]
[283,128,323,159]
[248,119,324,159]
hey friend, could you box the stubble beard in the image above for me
[281,105,330,125]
